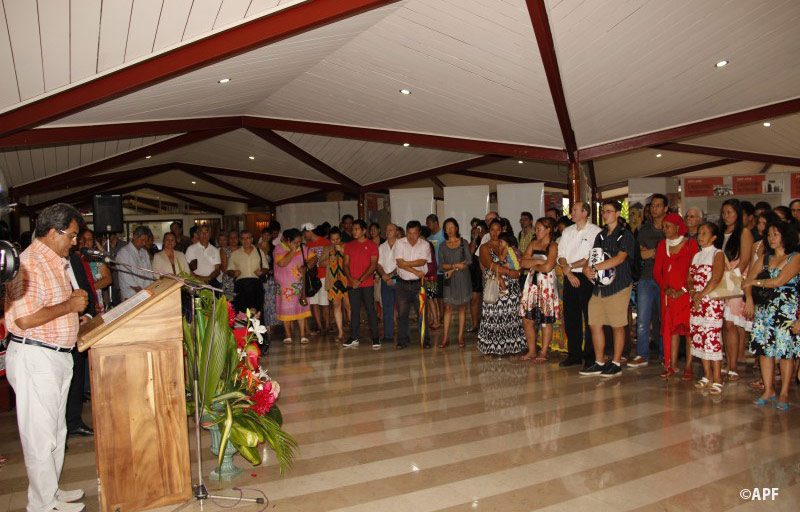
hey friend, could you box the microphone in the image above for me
[80,247,112,262]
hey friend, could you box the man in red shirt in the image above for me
[302,224,332,334]
[343,220,380,349]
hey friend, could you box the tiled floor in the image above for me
[1,328,799,512]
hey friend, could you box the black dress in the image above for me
[477,249,527,355]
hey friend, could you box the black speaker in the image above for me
[92,195,123,234]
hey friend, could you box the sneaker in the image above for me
[627,356,648,368]
[53,501,85,512]
[343,338,359,348]
[372,340,381,350]
[601,363,622,378]
[579,362,605,376]
[56,489,85,503]
[396,341,408,349]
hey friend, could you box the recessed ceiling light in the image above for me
[763,122,771,127]
[403,143,410,147]
[518,160,524,164]
[218,78,231,84]
[656,153,663,158]
[399,89,411,95]
[715,60,729,68]
[191,181,196,185]
[249,155,255,160]
[145,155,152,159]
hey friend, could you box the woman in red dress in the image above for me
[654,213,699,379]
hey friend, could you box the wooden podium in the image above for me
[78,279,192,512]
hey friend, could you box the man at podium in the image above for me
[4,203,91,512]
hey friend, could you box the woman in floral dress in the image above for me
[273,228,312,344]
[320,227,349,341]
[744,221,800,411]
[688,223,726,395]
[519,218,559,362]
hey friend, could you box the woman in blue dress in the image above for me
[743,221,800,411]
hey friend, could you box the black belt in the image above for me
[7,333,72,353]
[397,277,421,283]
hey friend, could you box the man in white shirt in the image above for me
[377,224,399,343]
[116,226,155,300]
[185,225,221,287]
[393,220,431,349]
[479,211,499,247]
[556,202,602,368]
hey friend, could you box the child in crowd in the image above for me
[688,222,726,396]
[498,233,521,295]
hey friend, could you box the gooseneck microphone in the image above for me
[79,247,113,263]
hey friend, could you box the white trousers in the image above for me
[6,342,73,512]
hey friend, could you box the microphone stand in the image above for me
[103,255,263,508]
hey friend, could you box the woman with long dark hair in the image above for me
[438,218,472,347]
[718,199,753,381]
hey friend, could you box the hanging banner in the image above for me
[791,174,800,198]
[684,177,724,197]
[732,175,766,195]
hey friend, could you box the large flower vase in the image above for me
[207,422,243,481]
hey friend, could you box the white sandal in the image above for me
[300,337,310,344]
[282,338,293,345]
[709,382,724,396]
[694,377,710,389]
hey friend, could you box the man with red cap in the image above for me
[653,213,699,379]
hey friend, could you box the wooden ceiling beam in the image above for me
[31,180,144,211]
[14,129,231,196]
[0,0,400,138]
[138,183,247,203]
[273,190,329,206]
[243,117,567,162]
[247,128,361,191]
[141,184,225,215]
[0,117,242,148]
[452,169,568,190]
[362,156,506,192]
[177,162,341,192]
[579,97,800,160]
[430,177,445,190]
[176,165,273,205]
[593,158,740,193]
[759,163,773,174]
[655,142,800,167]
[524,0,577,160]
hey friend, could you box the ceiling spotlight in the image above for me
[249,155,255,160]
[399,89,411,95]
[218,78,231,84]
[763,122,771,127]
[145,155,152,159]
[403,143,410,147]
[518,160,524,164]
[656,153,663,158]
[715,60,729,68]
[191,181,196,185]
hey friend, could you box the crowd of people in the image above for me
[3,196,800,510]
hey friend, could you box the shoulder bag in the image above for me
[708,253,743,300]
[301,244,322,298]
[752,253,778,306]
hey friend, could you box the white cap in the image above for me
[300,222,315,232]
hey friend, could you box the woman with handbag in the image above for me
[477,219,526,357]
[274,228,312,344]
[438,218,472,348]
[743,221,800,411]
[718,199,754,382]
[688,223,726,395]
[653,213,699,379]
[518,218,560,363]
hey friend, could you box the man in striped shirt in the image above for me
[5,203,90,512]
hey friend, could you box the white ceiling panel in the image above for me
[682,113,800,159]
[39,0,71,92]
[152,0,193,51]
[277,131,477,185]
[251,0,562,147]
[97,0,134,73]
[27,183,99,207]
[70,0,102,83]
[548,0,800,148]
[467,159,568,183]
[215,0,251,29]
[0,4,19,107]
[4,0,44,101]
[219,175,317,201]
[0,135,178,187]
[48,7,396,125]
[126,0,164,62]
[593,149,718,185]
[183,0,224,41]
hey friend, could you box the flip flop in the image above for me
[727,371,740,382]
[748,380,765,390]
[300,337,310,344]
[776,402,790,411]
[282,338,293,345]
[753,396,777,405]
[533,356,549,364]
[709,382,724,396]
[694,377,710,389]
[518,353,536,361]
[680,369,694,381]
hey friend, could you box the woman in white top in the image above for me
[152,232,190,276]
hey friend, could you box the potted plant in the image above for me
[183,290,297,480]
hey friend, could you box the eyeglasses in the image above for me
[601,209,617,215]
[57,229,78,241]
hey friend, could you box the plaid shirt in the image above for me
[5,238,78,347]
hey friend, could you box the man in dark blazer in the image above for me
[66,248,97,437]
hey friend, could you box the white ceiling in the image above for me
[1,0,799,208]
